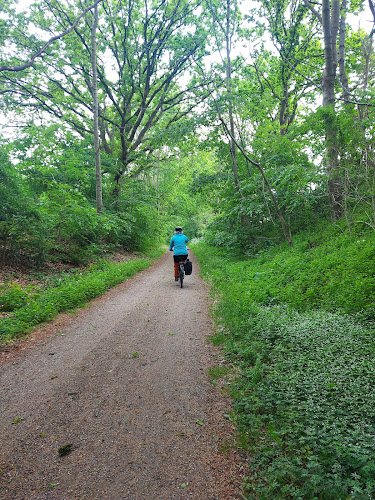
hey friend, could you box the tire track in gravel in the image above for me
[0,251,244,499]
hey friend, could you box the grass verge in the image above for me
[191,233,375,499]
[0,248,164,344]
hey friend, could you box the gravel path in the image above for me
[0,252,244,499]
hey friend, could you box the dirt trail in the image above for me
[0,252,244,499]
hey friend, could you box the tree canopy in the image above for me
[0,0,374,263]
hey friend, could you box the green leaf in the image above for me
[12,416,24,424]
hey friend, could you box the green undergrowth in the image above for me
[0,248,164,343]
[210,221,375,318]
[191,226,375,499]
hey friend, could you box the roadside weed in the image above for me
[0,252,163,343]
[208,365,229,379]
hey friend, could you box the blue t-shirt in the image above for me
[169,233,189,255]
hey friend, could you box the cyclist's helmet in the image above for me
[175,226,183,233]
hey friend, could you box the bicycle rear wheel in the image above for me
[179,264,184,288]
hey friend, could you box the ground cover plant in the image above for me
[191,226,375,499]
[205,220,375,318]
[0,249,163,343]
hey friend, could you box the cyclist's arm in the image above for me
[169,237,174,251]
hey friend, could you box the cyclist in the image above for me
[169,226,189,281]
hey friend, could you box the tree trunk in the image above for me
[321,0,343,220]
[218,116,293,247]
[91,1,103,214]
[338,0,350,103]
[225,0,241,196]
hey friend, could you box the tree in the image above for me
[205,0,298,246]
[369,0,375,28]
[253,0,321,134]
[0,0,210,192]
[90,0,103,213]
[208,0,242,195]
[0,145,44,265]
[303,0,351,219]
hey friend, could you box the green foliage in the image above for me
[192,223,375,498]
[0,283,29,312]
[0,146,46,264]
[1,132,162,265]
[0,251,163,343]
[235,306,375,499]
[113,179,159,251]
[198,221,375,315]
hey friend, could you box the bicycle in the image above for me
[174,254,191,288]
[178,259,185,288]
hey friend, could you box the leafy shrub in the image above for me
[0,151,47,266]
[0,284,29,312]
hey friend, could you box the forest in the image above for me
[1,0,375,498]
[0,0,374,262]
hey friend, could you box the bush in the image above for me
[0,151,47,266]
[0,284,29,312]
[192,233,375,499]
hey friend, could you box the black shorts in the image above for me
[173,254,188,263]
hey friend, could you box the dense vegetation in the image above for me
[192,222,375,499]
[1,0,374,266]
[0,249,163,343]
[1,0,375,497]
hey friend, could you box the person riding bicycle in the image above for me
[169,226,189,281]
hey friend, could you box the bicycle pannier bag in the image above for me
[184,259,192,275]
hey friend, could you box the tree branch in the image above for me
[0,0,103,72]
[302,0,323,23]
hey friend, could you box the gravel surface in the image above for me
[0,252,245,499]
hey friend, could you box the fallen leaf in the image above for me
[58,443,73,457]
[12,416,24,424]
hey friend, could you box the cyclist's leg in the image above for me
[173,255,179,281]
[173,255,188,281]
